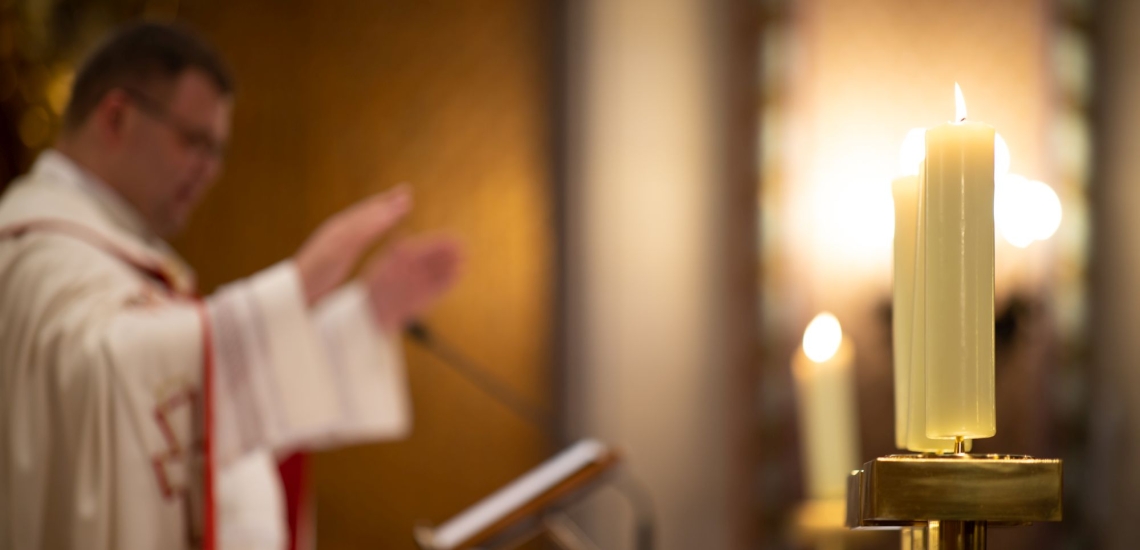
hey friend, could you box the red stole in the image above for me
[277,453,310,550]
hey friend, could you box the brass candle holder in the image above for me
[845,446,1062,550]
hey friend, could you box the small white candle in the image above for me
[892,132,958,453]
[907,181,961,452]
[793,313,860,499]
[924,84,996,441]
[891,129,923,450]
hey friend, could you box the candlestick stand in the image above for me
[793,498,895,550]
[845,453,1062,549]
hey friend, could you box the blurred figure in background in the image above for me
[0,21,462,550]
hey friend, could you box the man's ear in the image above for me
[91,89,132,145]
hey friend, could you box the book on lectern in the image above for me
[417,439,619,550]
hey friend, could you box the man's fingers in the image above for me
[389,238,464,286]
[294,184,416,306]
[361,235,465,328]
[340,184,413,244]
[417,241,464,288]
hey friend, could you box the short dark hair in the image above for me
[63,21,234,131]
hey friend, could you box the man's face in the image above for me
[113,69,232,237]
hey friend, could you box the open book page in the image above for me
[430,439,609,549]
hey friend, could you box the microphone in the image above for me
[404,321,554,433]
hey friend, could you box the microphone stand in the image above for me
[405,321,554,434]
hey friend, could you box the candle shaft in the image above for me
[793,339,860,499]
[924,122,996,440]
[894,165,957,452]
[891,174,918,450]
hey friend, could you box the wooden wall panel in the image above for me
[174,2,554,548]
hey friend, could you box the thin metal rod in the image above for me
[901,525,926,550]
[606,475,657,550]
[938,520,987,550]
[405,322,554,433]
[479,518,548,550]
[544,514,605,550]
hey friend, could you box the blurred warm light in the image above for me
[995,175,1036,248]
[994,132,1011,176]
[817,175,896,258]
[899,128,925,176]
[995,174,1064,248]
[46,67,74,115]
[954,82,967,122]
[1027,179,1063,241]
[803,312,843,363]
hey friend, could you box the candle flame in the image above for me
[954,83,967,122]
[803,312,843,363]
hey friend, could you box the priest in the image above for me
[0,21,463,550]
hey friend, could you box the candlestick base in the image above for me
[793,498,896,550]
[845,454,1062,550]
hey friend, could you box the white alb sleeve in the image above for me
[207,262,411,465]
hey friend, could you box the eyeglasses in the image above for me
[122,87,228,161]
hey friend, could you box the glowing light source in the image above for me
[995,175,1035,248]
[899,128,926,176]
[803,312,843,363]
[954,83,967,122]
[994,133,1011,176]
[1027,179,1063,240]
[813,173,895,263]
[994,174,1064,248]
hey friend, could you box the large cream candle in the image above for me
[923,84,996,441]
[793,313,860,499]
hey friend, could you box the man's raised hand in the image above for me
[294,185,412,305]
[361,236,464,331]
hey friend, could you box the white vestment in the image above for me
[0,151,412,550]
